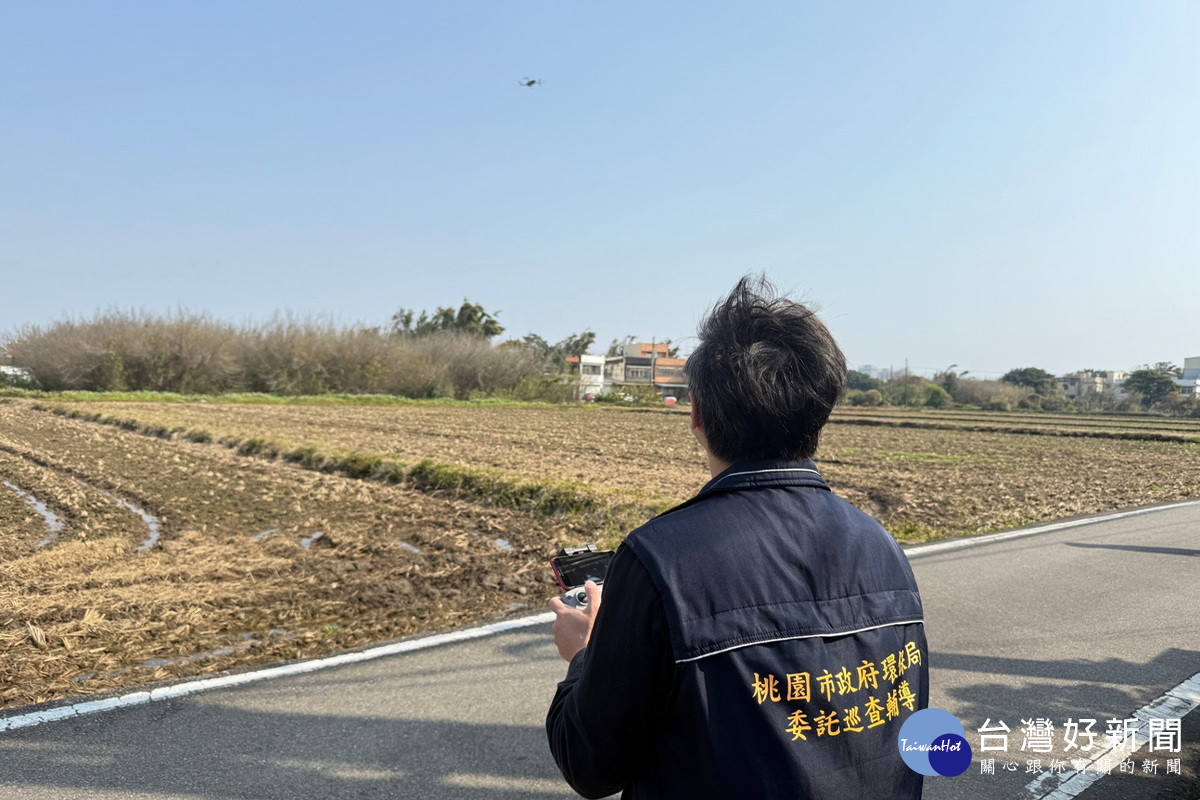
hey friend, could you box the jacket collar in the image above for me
[695,457,829,500]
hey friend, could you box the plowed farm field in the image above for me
[2,397,1198,712]
[0,401,582,711]
[42,399,1200,534]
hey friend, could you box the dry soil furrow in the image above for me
[0,403,571,711]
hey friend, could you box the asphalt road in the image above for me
[1,502,1197,799]
[912,502,1199,800]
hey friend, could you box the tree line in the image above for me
[4,301,1193,415]
[842,363,1198,417]
[0,301,599,400]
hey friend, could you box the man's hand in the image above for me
[549,580,602,662]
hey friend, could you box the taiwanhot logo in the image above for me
[897,708,973,777]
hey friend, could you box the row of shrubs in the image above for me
[839,375,1199,415]
[844,378,1200,417]
[2,310,580,401]
[842,378,1036,411]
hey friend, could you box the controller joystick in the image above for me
[561,587,590,608]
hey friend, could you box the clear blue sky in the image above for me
[2,1,1197,377]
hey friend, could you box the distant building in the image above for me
[649,357,688,399]
[1058,370,1127,399]
[856,364,892,381]
[564,354,605,399]
[609,341,671,360]
[1174,356,1200,396]
[604,342,688,400]
[0,365,33,383]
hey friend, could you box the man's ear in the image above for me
[689,394,711,454]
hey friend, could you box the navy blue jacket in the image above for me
[547,458,928,799]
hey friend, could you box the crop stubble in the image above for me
[0,403,580,710]
[2,399,1198,711]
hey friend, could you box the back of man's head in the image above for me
[685,275,846,463]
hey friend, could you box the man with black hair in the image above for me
[547,275,928,799]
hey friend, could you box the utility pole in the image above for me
[651,337,657,390]
[903,358,909,406]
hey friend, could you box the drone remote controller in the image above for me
[551,545,613,610]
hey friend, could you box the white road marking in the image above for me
[0,612,555,733]
[903,500,1200,557]
[264,758,407,780]
[1023,671,1200,799]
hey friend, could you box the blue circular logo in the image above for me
[897,708,972,776]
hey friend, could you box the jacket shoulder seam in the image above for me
[676,616,927,663]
